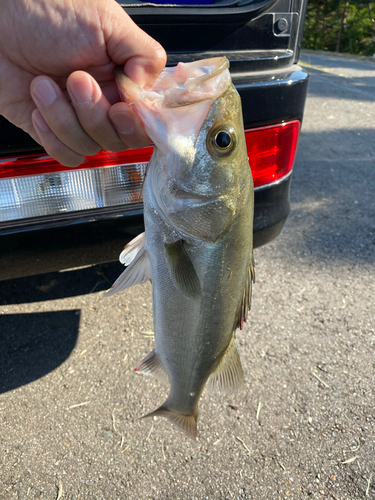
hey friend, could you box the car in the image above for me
[0,0,309,281]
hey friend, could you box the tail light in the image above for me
[0,120,299,230]
[246,120,300,188]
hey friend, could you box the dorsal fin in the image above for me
[235,254,255,330]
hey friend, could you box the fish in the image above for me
[105,57,255,439]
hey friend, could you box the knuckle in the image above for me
[52,149,84,168]
[69,134,101,157]
[121,135,149,150]
[84,141,102,157]
[43,140,84,167]
[62,157,85,168]
[152,45,167,68]
[104,142,128,153]
[79,112,103,131]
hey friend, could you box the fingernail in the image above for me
[32,79,57,106]
[69,77,93,105]
[33,109,49,132]
[110,112,135,134]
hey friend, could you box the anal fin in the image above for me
[142,405,198,440]
[206,334,244,395]
[134,349,169,385]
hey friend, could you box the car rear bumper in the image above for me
[0,65,308,281]
[0,174,292,281]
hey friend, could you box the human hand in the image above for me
[0,0,166,166]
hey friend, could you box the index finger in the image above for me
[103,4,166,89]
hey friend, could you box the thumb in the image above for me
[103,2,166,88]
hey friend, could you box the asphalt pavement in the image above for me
[0,52,374,499]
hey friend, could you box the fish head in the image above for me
[115,57,253,241]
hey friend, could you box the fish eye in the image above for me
[208,125,237,157]
[215,131,232,150]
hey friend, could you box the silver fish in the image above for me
[106,57,254,439]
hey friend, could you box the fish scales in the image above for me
[106,57,254,439]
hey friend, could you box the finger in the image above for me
[30,76,102,157]
[31,109,85,167]
[67,71,128,152]
[109,102,151,150]
[103,5,166,89]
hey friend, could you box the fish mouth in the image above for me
[114,58,232,156]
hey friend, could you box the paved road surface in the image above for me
[0,53,374,499]
[301,51,375,99]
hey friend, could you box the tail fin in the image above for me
[142,405,198,440]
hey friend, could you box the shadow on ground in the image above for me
[0,262,123,305]
[287,127,375,262]
[0,310,80,393]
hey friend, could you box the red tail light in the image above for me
[0,120,300,186]
[0,120,300,226]
[246,120,300,188]
[0,147,154,180]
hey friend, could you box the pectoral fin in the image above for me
[104,247,151,297]
[164,240,201,299]
[206,334,244,395]
[119,232,146,266]
[134,349,169,385]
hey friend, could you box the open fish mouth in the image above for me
[114,57,232,153]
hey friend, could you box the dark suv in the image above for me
[0,0,309,281]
